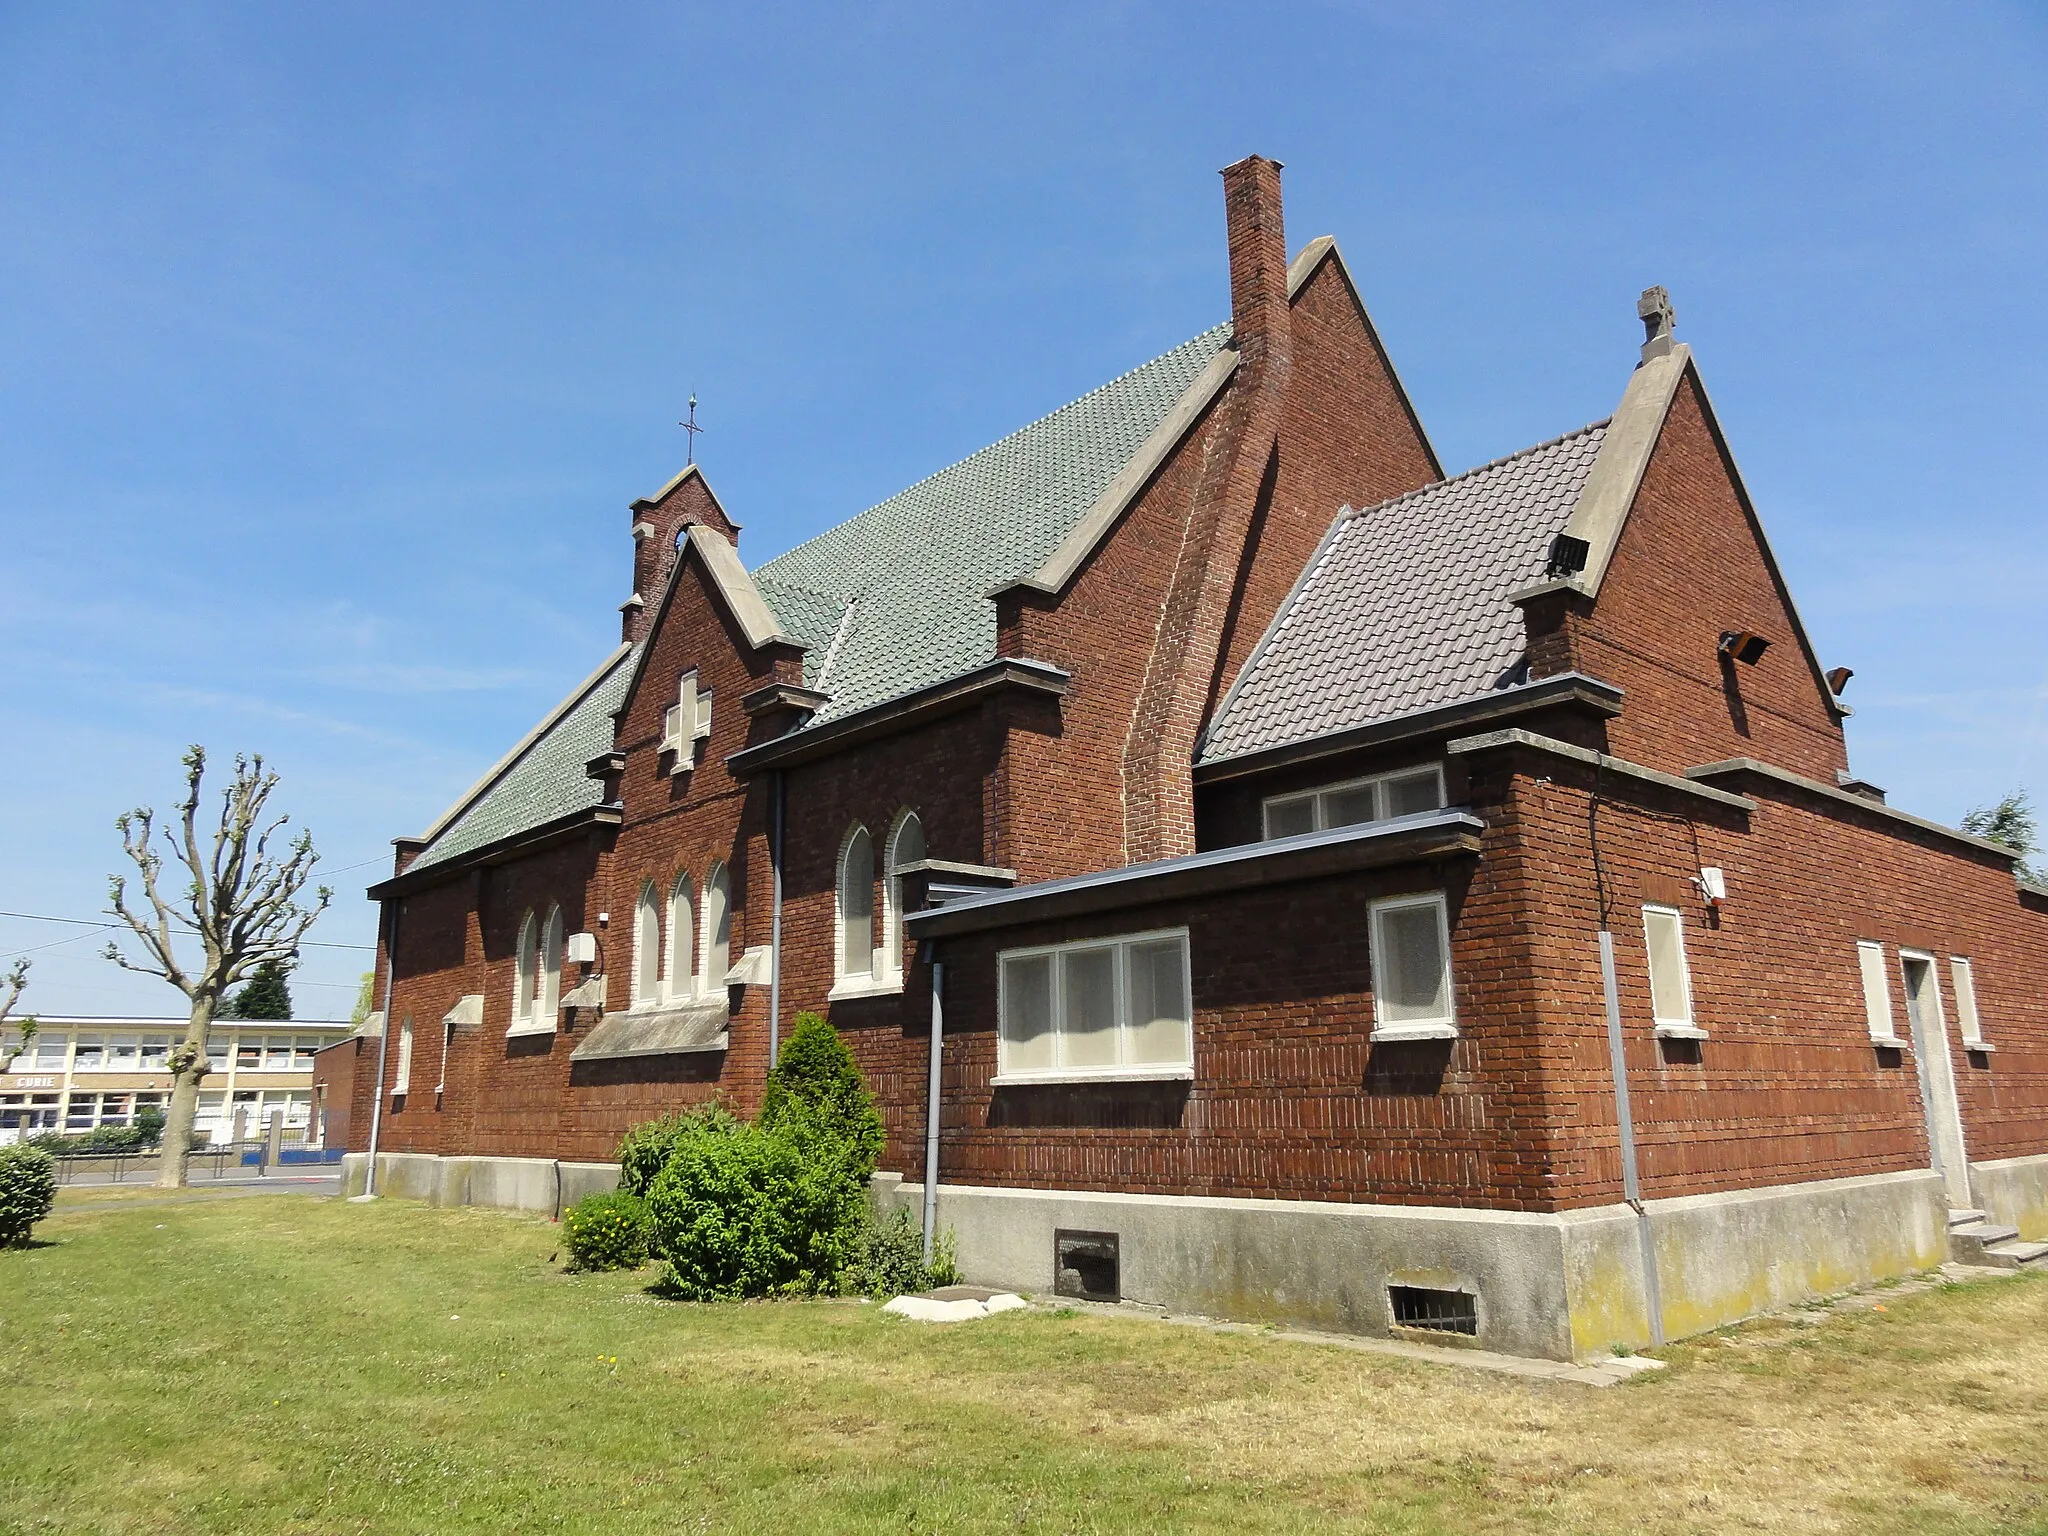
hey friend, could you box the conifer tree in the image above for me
[224,957,295,1020]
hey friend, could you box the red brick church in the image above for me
[342,157,2048,1359]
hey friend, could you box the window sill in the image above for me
[1965,1040,1996,1053]
[827,977,904,1002]
[504,1020,557,1039]
[1867,1034,1910,1050]
[1368,1022,1459,1043]
[1652,1023,1709,1041]
[991,1066,1194,1087]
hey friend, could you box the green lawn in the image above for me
[4,1191,2047,1534]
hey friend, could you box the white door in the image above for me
[1901,952,1971,1207]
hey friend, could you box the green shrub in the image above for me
[0,1146,56,1246]
[843,1207,962,1299]
[615,1103,740,1198]
[647,1115,870,1300]
[561,1191,653,1272]
[135,1104,166,1149]
[759,1012,884,1175]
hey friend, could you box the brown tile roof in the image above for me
[1199,421,1609,765]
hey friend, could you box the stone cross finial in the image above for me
[1638,286,1676,362]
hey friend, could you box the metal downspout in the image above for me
[1599,929,1664,1345]
[359,899,398,1200]
[923,957,944,1262]
[769,770,785,1069]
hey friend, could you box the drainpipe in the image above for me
[1598,929,1664,1345]
[922,955,944,1262]
[358,899,398,1200]
[769,769,785,1069]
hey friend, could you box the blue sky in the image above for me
[3,3,2043,1017]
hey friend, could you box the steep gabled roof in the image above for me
[1199,422,1609,765]
[407,645,637,873]
[750,324,1235,723]
[398,325,1236,868]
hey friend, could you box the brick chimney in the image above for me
[1122,154,1296,863]
[1222,154,1293,389]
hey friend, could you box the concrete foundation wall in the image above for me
[891,1166,1948,1361]
[341,1151,1944,1361]
[1970,1153,2048,1241]
[1636,1168,1946,1348]
[342,1152,618,1218]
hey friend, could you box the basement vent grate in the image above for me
[1389,1285,1478,1336]
[1053,1230,1120,1302]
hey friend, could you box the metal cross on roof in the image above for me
[678,393,703,465]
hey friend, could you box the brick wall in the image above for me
[1557,371,1849,782]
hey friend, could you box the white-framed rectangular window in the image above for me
[1856,940,1905,1045]
[30,1036,68,1071]
[1263,765,1445,841]
[139,1035,171,1070]
[1368,893,1458,1040]
[1950,957,1988,1049]
[107,1037,140,1070]
[1642,905,1702,1038]
[996,928,1193,1084]
[72,1036,105,1071]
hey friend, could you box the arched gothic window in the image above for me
[883,810,924,976]
[512,910,538,1028]
[632,881,660,1007]
[837,825,874,981]
[538,906,564,1026]
[667,873,695,1000]
[700,864,731,994]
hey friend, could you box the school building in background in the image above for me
[1,1017,354,1145]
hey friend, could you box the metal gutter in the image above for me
[727,658,1070,777]
[1686,757,2022,864]
[1196,674,1624,784]
[906,810,1484,940]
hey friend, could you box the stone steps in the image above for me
[1947,1208,2047,1268]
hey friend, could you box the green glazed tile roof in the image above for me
[409,647,637,872]
[752,325,1233,721]
[408,323,1231,870]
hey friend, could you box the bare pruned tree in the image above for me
[0,960,36,1071]
[104,747,331,1186]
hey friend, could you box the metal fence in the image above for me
[48,1139,339,1183]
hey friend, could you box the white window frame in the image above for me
[882,808,924,978]
[508,907,560,1037]
[699,864,731,996]
[1950,956,1990,1050]
[509,910,538,1034]
[1856,940,1907,1046]
[1641,904,1704,1040]
[994,927,1195,1086]
[1262,764,1446,841]
[1367,892,1459,1041]
[831,824,898,998]
[666,873,695,1001]
[632,880,661,1008]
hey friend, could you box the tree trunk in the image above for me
[156,994,217,1189]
